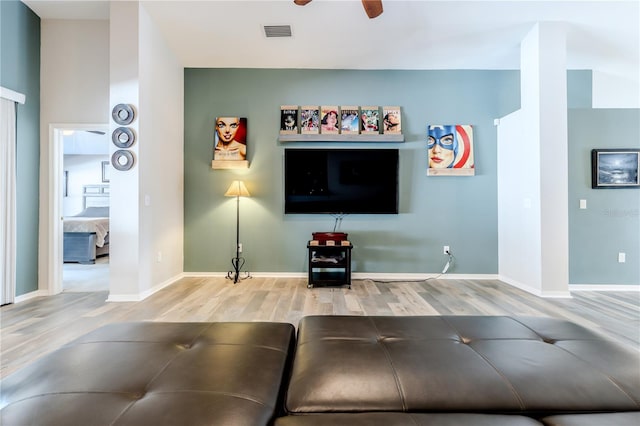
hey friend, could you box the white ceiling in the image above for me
[21,0,639,77]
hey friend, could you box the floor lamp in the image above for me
[224,180,251,284]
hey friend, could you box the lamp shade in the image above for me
[224,180,250,197]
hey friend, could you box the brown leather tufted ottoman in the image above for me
[281,315,640,425]
[0,321,295,426]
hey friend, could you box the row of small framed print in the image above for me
[280,105,402,136]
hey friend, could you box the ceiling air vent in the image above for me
[264,25,292,38]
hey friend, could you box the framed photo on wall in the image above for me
[101,161,110,183]
[280,105,298,135]
[300,106,320,134]
[320,106,339,134]
[340,106,359,134]
[591,148,640,188]
[360,106,380,134]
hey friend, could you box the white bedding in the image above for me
[63,217,109,247]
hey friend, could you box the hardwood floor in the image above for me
[1,276,638,379]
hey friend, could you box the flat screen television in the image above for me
[284,148,399,214]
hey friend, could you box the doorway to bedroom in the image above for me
[58,126,110,293]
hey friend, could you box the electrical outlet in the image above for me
[238,243,243,253]
[443,245,450,255]
[618,252,626,263]
[156,251,162,263]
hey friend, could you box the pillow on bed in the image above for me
[74,207,109,217]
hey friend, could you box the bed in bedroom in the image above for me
[63,185,109,264]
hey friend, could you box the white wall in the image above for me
[108,1,141,299]
[138,4,184,295]
[497,23,570,298]
[38,19,110,291]
[108,1,184,300]
[497,110,542,292]
[36,8,183,301]
[63,155,108,216]
[592,70,640,109]
[534,24,569,297]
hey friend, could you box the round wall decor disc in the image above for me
[112,127,135,148]
[112,104,135,125]
[111,150,135,171]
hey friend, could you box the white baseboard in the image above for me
[14,289,49,303]
[183,272,499,281]
[498,275,573,298]
[14,273,635,305]
[106,273,184,302]
[184,272,229,278]
[249,272,306,278]
[106,294,145,302]
[569,284,640,292]
[184,271,307,279]
[352,272,500,281]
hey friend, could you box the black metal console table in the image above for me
[307,241,352,289]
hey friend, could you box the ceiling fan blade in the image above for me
[362,0,383,19]
[295,0,382,19]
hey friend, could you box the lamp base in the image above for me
[227,257,251,284]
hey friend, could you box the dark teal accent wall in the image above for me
[184,69,521,274]
[1,0,40,296]
[569,109,640,285]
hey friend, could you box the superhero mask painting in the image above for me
[427,124,475,176]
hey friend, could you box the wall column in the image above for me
[521,22,570,297]
[108,0,142,299]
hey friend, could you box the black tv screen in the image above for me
[284,148,399,214]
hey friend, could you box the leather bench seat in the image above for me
[275,412,640,426]
[0,322,295,426]
[1,316,638,425]
[282,315,640,425]
[276,413,543,425]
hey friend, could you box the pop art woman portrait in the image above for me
[214,116,247,161]
[427,124,475,176]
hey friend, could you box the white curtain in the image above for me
[1,97,17,305]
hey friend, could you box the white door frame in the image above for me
[48,123,109,295]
